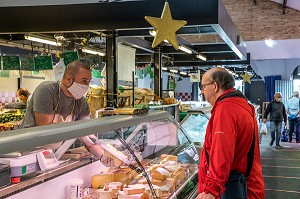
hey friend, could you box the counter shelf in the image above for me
[0,111,199,199]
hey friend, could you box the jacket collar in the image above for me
[211,88,248,113]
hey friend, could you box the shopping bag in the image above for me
[281,129,288,142]
[260,123,268,135]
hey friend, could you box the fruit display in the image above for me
[0,112,24,124]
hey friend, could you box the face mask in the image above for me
[68,81,89,99]
[277,98,282,102]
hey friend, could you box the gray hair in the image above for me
[210,68,235,90]
[63,61,91,78]
[274,92,282,97]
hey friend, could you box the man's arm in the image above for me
[282,104,287,124]
[263,102,271,123]
[203,105,237,198]
[34,112,55,126]
[77,115,105,159]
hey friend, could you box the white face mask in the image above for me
[68,81,89,99]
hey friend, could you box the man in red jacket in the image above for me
[196,68,265,199]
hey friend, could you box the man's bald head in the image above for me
[205,67,235,91]
[63,61,91,79]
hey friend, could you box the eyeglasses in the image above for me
[201,81,215,90]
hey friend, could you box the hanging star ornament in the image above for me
[240,71,253,84]
[145,2,187,50]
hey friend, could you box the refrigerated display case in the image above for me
[180,106,212,147]
[0,111,199,199]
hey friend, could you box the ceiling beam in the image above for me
[211,1,247,60]
[136,52,239,62]
[118,37,154,53]
[117,26,216,37]
[0,0,219,33]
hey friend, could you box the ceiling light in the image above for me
[264,39,276,48]
[162,67,168,70]
[179,45,192,54]
[54,33,65,41]
[180,71,187,75]
[25,34,62,46]
[149,30,169,43]
[170,69,178,73]
[82,48,106,56]
[196,53,207,61]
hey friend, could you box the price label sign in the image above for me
[20,56,34,71]
[34,55,53,70]
[1,56,20,70]
[62,51,79,66]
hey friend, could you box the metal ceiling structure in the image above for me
[0,0,250,75]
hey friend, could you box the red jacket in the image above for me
[198,89,265,199]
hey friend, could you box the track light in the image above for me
[196,53,207,61]
[162,67,168,70]
[170,69,178,73]
[180,71,187,75]
[25,34,62,46]
[82,48,106,56]
[179,45,192,54]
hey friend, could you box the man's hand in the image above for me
[195,192,215,199]
[263,118,267,123]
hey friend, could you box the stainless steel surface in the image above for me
[0,159,90,198]
[0,111,172,154]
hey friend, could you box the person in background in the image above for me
[263,92,287,148]
[286,91,300,143]
[196,67,264,199]
[20,61,105,159]
[4,88,31,109]
[16,88,31,103]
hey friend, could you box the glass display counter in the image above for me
[0,111,199,199]
[180,106,212,147]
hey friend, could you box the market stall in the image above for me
[0,111,199,199]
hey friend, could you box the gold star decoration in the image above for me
[240,72,253,84]
[145,2,187,50]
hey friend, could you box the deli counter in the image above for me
[0,111,199,199]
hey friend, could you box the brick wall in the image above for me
[223,0,300,41]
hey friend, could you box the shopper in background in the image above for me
[196,68,264,199]
[21,61,105,159]
[286,91,300,143]
[4,88,31,109]
[16,88,31,103]
[263,92,287,148]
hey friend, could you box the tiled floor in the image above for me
[260,131,300,198]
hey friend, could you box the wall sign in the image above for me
[62,51,79,66]
[20,56,34,71]
[34,55,53,70]
[1,56,20,70]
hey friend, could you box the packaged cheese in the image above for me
[160,154,178,163]
[118,191,149,199]
[96,189,113,199]
[151,167,170,181]
[91,173,114,189]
